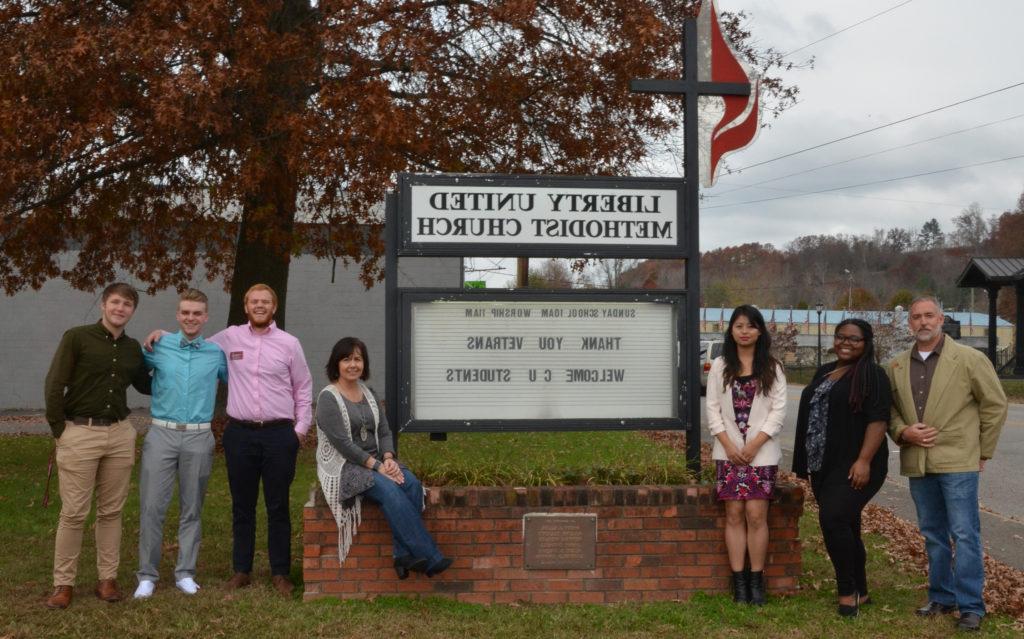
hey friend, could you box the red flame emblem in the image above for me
[698,0,761,187]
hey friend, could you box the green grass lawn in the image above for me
[1002,378,1024,401]
[2,433,1021,638]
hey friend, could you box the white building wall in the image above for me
[0,253,461,409]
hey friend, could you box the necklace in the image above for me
[355,404,369,442]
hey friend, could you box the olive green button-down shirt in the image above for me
[44,321,152,438]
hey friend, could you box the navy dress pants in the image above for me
[223,420,299,576]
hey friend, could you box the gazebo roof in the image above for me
[956,257,1024,288]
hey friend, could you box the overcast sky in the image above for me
[699,0,1024,251]
[466,0,1024,285]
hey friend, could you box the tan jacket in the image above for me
[705,357,787,467]
[887,336,1007,477]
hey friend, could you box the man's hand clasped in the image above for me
[900,423,937,448]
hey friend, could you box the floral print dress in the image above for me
[715,374,778,500]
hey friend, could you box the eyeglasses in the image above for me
[834,334,865,344]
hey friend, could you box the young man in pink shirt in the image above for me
[215,284,312,596]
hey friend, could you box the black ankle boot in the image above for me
[732,570,751,604]
[393,556,428,579]
[748,570,766,606]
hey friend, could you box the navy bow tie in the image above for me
[180,338,201,350]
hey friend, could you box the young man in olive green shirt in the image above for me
[43,282,151,609]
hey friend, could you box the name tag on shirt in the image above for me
[230,351,244,360]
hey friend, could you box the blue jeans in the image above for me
[363,468,444,570]
[909,472,985,616]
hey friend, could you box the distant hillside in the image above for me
[618,198,1024,320]
[696,199,1024,319]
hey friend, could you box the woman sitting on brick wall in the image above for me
[315,336,453,579]
[705,305,788,606]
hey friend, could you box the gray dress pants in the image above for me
[136,425,214,583]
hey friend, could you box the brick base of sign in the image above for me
[302,484,804,604]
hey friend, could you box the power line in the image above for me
[783,0,917,58]
[706,182,1007,211]
[719,80,1024,176]
[705,154,1024,209]
[709,113,1024,197]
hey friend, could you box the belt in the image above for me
[152,418,211,431]
[70,416,116,426]
[229,417,293,430]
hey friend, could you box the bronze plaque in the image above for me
[523,513,596,570]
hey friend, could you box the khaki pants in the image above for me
[53,419,136,586]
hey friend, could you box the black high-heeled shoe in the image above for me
[393,556,429,579]
[838,592,860,618]
[425,557,454,578]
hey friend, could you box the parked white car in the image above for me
[699,340,724,395]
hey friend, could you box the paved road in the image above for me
[700,387,1024,570]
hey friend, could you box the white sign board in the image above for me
[409,184,678,246]
[410,300,678,421]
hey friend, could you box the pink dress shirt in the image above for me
[209,322,314,436]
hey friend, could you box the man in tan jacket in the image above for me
[887,296,1006,632]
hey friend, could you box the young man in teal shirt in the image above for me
[134,289,227,599]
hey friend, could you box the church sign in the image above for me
[405,176,679,248]
[405,296,680,427]
[387,173,690,435]
[399,173,685,257]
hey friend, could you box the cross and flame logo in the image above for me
[697,0,762,188]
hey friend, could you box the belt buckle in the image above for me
[175,423,187,431]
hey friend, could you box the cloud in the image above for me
[699,0,1024,251]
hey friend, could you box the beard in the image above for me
[248,313,273,328]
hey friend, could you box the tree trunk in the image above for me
[227,151,298,330]
[225,0,316,331]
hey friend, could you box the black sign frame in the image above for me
[384,170,702,471]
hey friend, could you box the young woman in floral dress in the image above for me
[705,305,787,605]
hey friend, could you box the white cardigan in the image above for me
[705,356,787,466]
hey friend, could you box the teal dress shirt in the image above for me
[143,331,228,423]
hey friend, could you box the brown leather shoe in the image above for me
[44,585,73,609]
[94,579,122,602]
[224,572,251,590]
[271,574,294,597]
